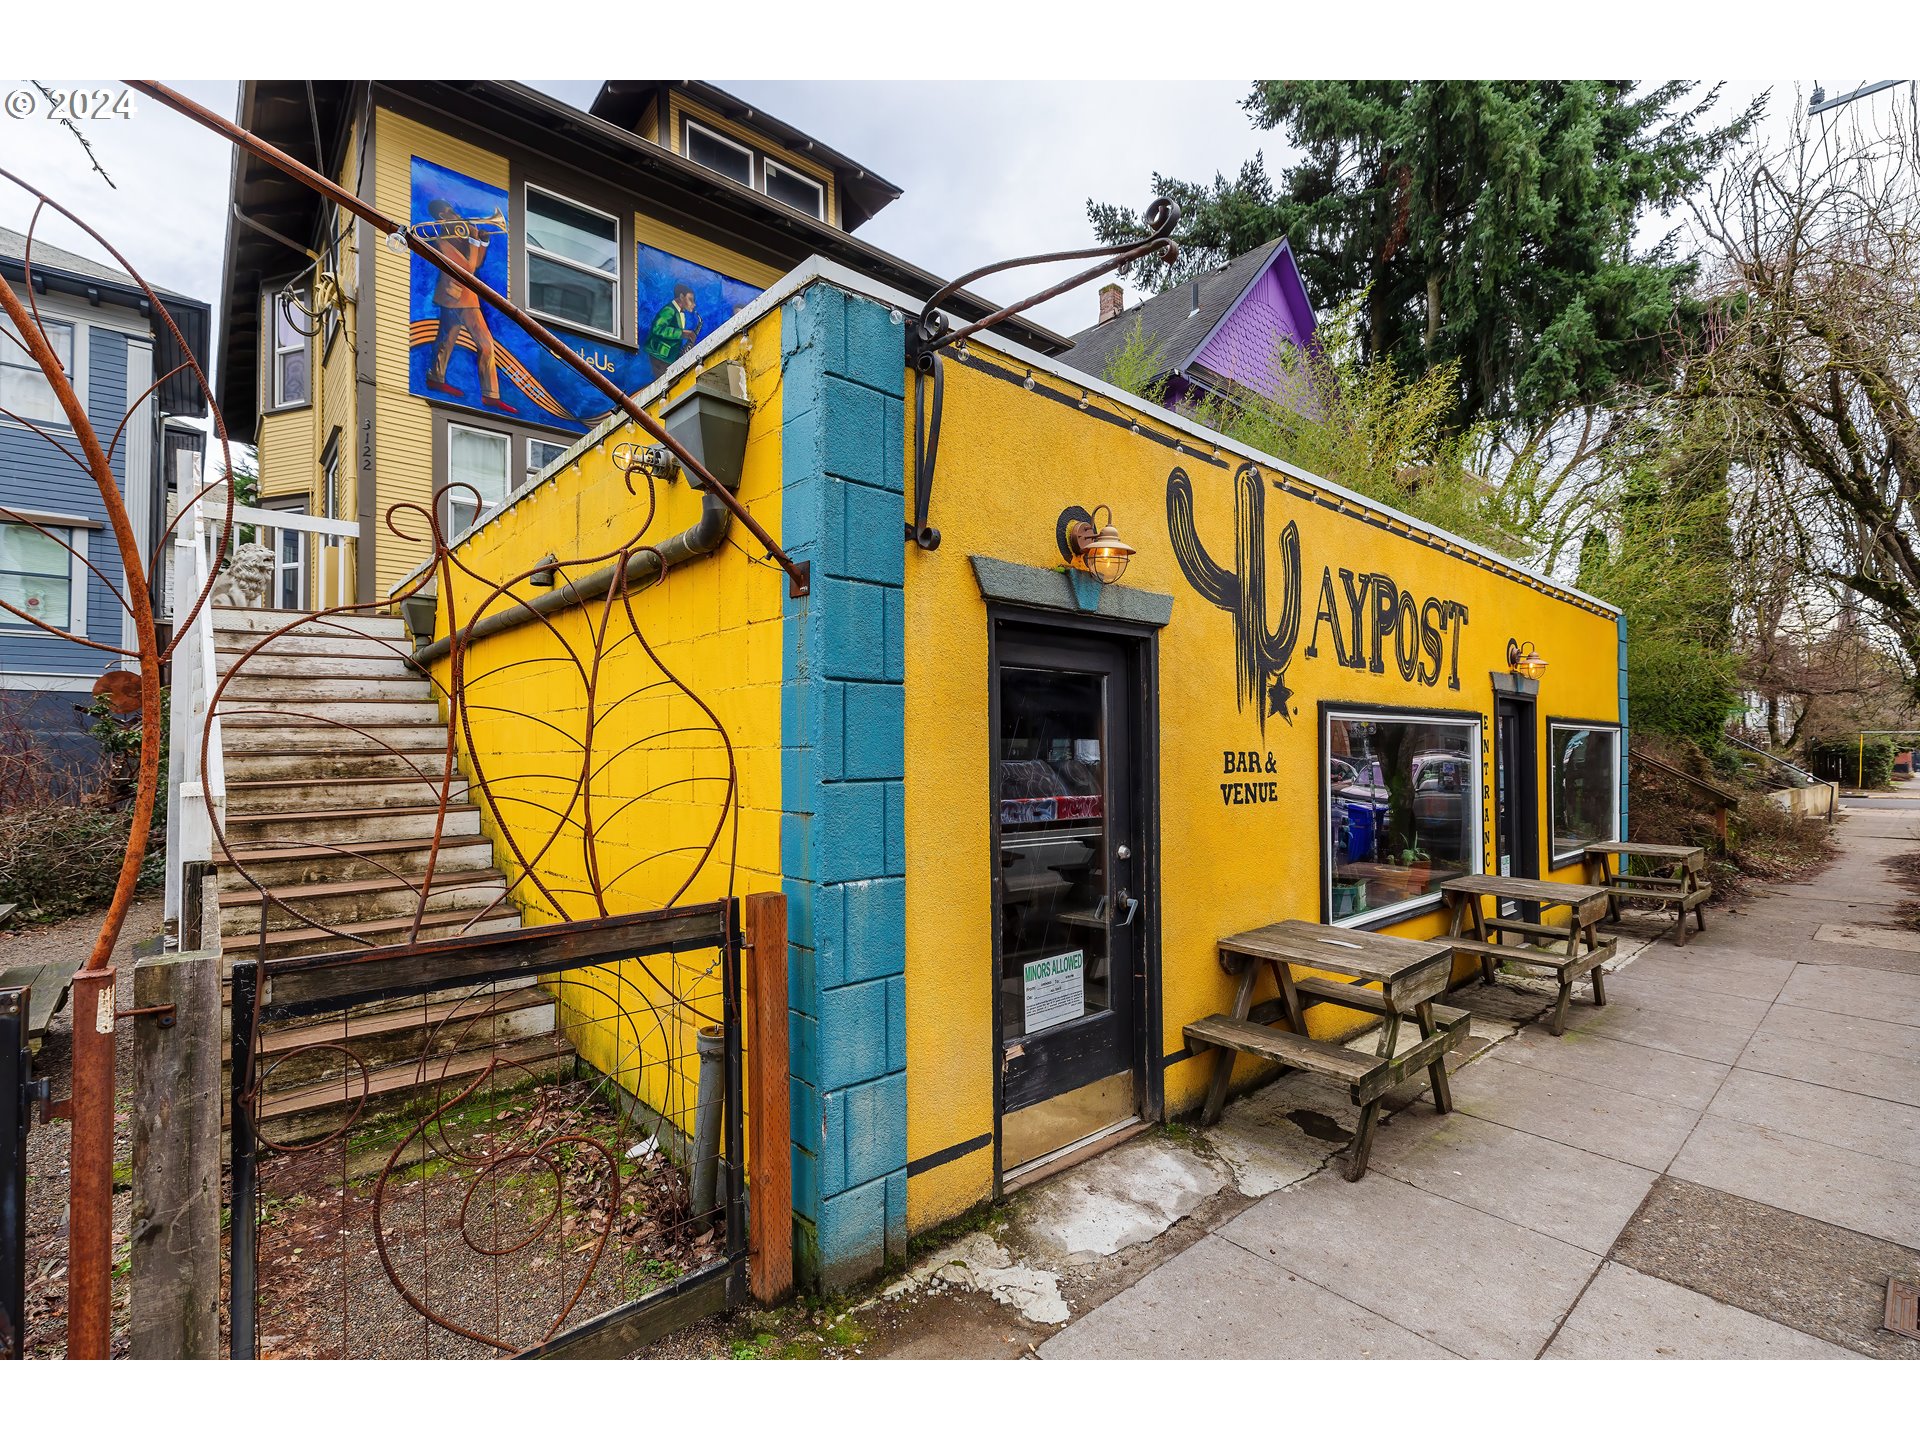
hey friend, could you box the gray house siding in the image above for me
[1,322,134,679]
[1,312,142,776]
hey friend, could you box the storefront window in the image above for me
[1551,723,1619,860]
[1325,710,1480,925]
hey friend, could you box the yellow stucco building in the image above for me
[417,257,1626,1290]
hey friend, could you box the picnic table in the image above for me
[0,949,89,1048]
[1582,841,1710,946]
[1185,919,1469,1181]
[1441,875,1616,1036]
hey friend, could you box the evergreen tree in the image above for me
[1089,81,1764,429]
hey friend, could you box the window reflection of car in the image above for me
[1410,749,1469,853]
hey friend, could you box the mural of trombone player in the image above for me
[421,198,516,414]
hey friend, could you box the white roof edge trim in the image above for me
[392,254,1618,618]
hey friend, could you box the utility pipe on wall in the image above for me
[409,475,735,668]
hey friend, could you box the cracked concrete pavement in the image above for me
[888,791,1920,1360]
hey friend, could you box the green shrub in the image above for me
[1807,737,1895,789]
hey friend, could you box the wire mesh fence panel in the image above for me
[228,903,744,1359]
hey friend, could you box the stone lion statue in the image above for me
[209,542,277,608]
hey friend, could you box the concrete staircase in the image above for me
[211,608,571,1143]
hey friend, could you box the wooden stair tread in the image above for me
[1183,1014,1378,1084]
[218,870,507,907]
[255,1031,572,1119]
[223,802,478,824]
[252,985,549,1057]
[225,773,458,791]
[222,906,517,951]
[222,835,490,865]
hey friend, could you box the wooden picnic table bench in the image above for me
[1582,841,1710,946]
[1185,920,1469,1181]
[1441,875,1615,1036]
[0,949,90,1049]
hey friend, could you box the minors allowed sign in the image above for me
[1023,950,1085,1034]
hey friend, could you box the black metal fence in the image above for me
[2,987,29,1360]
[228,902,745,1359]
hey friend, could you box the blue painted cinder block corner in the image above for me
[780,281,908,1291]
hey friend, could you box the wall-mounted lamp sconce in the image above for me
[1056,504,1137,586]
[528,553,559,589]
[1507,638,1548,683]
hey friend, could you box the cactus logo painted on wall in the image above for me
[1167,463,1471,732]
[405,157,762,433]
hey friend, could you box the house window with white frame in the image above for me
[763,160,825,219]
[1325,708,1482,925]
[1550,723,1621,863]
[447,422,511,536]
[0,520,84,632]
[683,119,829,221]
[524,186,620,338]
[267,285,310,408]
[322,439,342,520]
[527,436,568,481]
[684,120,754,188]
[0,314,76,426]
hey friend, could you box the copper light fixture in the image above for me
[1507,638,1548,683]
[1063,504,1136,585]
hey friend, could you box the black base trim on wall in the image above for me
[906,1131,992,1179]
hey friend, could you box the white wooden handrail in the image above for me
[200,500,358,612]
[164,498,227,943]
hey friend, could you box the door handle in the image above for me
[1113,888,1139,927]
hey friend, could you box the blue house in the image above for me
[0,227,211,774]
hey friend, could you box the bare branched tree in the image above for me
[1685,88,1920,696]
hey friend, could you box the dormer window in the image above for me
[684,118,828,222]
[685,121,754,189]
[764,160,824,220]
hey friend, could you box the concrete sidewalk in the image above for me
[1039,800,1920,1361]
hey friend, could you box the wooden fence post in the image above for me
[743,892,792,1305]
[128,942,222,1358]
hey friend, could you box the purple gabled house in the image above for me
[1058,237,1319,415]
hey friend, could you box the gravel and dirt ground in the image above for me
[10,895,157,1359]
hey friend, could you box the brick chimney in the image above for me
[1098,283,1124,325]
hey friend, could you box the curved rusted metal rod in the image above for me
[0,270,161,1363]
[904,197,1179,549]
[910,194,1180,361]
[126,80,811,599]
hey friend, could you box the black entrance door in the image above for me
[992,626,1143,1170]
[1494,695,1540,885]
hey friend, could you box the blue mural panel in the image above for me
[637,243,762,381]
[407,157,764,435]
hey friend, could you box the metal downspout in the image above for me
[409,477,735,668]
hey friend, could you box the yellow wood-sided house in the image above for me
[212,80,1067,610]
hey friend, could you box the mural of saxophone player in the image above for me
[422,199,516,415]
[645,282,704,382]
[1167,463,1302,731]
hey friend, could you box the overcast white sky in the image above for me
[0,73,1901,393]
[0,78,1283,345]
